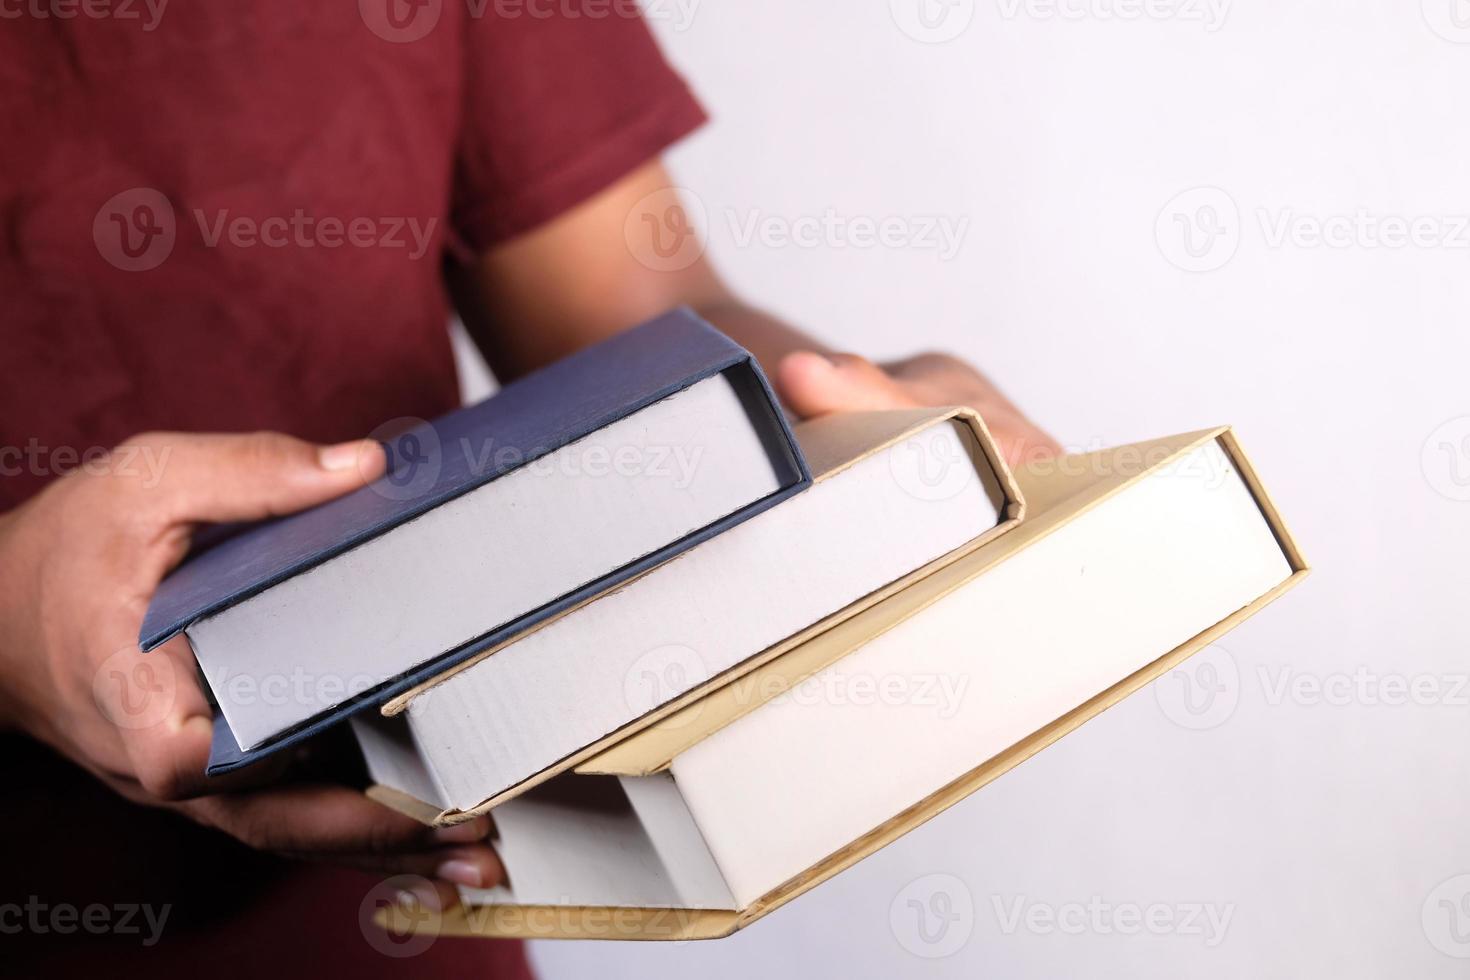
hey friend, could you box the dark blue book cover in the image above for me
[137,308,810,774]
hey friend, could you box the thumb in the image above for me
[130,431,387,526]
[777,351,921,419]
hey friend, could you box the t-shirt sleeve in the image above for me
[451,11,707,252]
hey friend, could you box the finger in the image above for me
[1007,428,1064,467]
[109,632,301,800]
[186,782,493,856]
[121,431,386,527]
[776,351,921,419]
[326,844,506,891]
[980,413,1064,467]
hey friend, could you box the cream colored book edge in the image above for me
[371,425,1307,942]
[371,407,1024,822]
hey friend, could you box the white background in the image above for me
[453,1,1470,975]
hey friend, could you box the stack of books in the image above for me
[143,308,1307,941]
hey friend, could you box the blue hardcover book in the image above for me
[139,308,810,774]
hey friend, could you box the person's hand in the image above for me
[777,350,1062,465]
[0,431,502,906]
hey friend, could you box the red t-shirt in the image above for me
[1,4,704,974]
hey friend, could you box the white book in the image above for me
[356,409,1014,814]
[361,429,1303,928]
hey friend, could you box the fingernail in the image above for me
[397,882,442,913]
[436,859,483,888]
[318,440,368,471]
[433,817,489,844]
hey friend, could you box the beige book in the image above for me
[370,424,1306,943]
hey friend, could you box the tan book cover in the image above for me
[372,425,1306,942]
